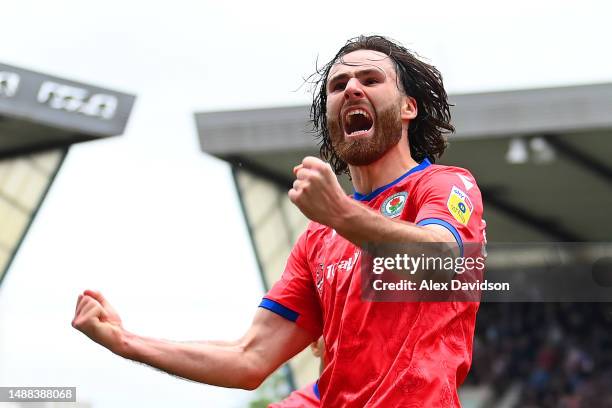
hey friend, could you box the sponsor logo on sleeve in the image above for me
[447,186,473,225]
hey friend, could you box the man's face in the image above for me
[326,49,406,167]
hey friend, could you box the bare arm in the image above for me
[72,290,313,390]
[333,196,454,246]
[288,157,459,286]
[289,157,455,247]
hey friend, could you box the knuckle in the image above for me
[303,156,317,166]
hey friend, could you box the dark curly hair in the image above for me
[310,35,454,175]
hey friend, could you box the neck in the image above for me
[349,134,418,196]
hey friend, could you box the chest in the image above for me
[312,233,361,297]
[309,189,420,303]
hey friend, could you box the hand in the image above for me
[72,290,126,355]
[288,157,350,227]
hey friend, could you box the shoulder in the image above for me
[294,221,333,254]
[420,164,479,188]
[305,220,331,236]
[411,163,486,243]
[411,164,484,218]
[414,164,481,199]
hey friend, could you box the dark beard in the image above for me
[328,103,403,167]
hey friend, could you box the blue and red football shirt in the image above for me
[260,159,485,407]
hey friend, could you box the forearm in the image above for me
[115,331,263,390]
[73,296,309,390]
[333,198,460,283]
[191,339,240,347]
[288,156,455,248]
[333,197,439,247]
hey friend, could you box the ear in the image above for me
[400,96,417,121]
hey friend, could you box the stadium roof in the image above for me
[195,83,612,242]
[0,62,135,285]
[1,62,135,158]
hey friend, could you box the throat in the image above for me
[350,153,419,198]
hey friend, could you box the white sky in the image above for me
[0,0,611,407]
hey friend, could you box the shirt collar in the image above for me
[352,158,432,202]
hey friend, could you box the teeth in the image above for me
[346,109,370,119]
[344,108,373,136]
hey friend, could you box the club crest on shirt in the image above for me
[447,185,473,225]
[380,192,408,218]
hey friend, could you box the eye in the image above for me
[331,82,346,92]
[364,77,379,86]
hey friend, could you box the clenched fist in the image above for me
[72,290,126,355]
[288,157,351,227]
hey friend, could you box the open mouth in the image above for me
[343,109,373,137]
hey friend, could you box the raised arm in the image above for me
[72,290,313,390]
[288,157,456,246]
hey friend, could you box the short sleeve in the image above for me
[259,230,323,338]
[414,168,484,254]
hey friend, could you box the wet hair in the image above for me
[310,35,454,175]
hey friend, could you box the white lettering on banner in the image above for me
[37,81,118,119]
[0,72,20,98]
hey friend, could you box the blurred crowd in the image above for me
[466,303,612,408]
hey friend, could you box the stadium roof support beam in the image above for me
[226,155,294,190]
[0,148,68,286]
[0,137,76,160]
[542,133,612,186]
[480,187,583,242]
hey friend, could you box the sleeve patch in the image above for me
[447,185,473,226]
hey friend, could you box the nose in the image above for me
[344,78,364,100]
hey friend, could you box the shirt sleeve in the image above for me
[259,229,323,339]
[268,382,320,408]
[414,168,484,254]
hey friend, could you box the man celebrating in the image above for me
[73,35,485,406]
